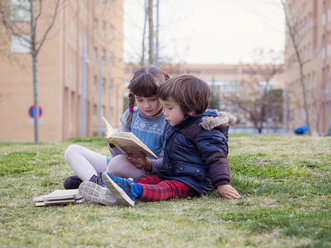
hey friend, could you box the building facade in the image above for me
[0,0,125,142]
[283,0,331,135]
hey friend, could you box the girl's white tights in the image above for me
[64,144,108,181]
[64,144,146,181]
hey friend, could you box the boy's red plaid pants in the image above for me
[134,175,196,201]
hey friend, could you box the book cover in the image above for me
[103,117,157,158]
[42,189,81,200]
[34,198,85,207]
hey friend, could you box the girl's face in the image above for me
[135,95,162,117]
[160,97,194,126]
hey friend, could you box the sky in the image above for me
[123,0,285,64]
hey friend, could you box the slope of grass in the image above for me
[0,135,330,248]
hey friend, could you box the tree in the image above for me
[224,60,283,134]
[0,0,60,142]
[280,0,315,135]
[209,80,221,110]
[268,88,283,130]
[225,77,283,133]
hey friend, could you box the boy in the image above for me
[102,75,240,206]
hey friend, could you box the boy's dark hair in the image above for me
[157,75,210,115]
[126,65,169,124]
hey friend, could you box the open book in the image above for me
[103,117,157,158]
[33,189,84,207]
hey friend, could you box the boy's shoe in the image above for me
[102,172,136,207]
[63,176,83,189]
[78,181,118,206]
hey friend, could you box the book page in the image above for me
[103,117,116,137]
[103,117,157,158]
[108,134,157,158]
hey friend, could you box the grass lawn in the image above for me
[0,135,330,248]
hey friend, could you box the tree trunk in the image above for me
[148,0,154,65]
[32,53,39,142]
[30,0,39,142]
[155,0,159,67]
[141,0,147,66]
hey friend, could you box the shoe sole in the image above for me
[78,181,117,206]
[102,173,135,207]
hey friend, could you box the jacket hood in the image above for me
[200,110,236,130]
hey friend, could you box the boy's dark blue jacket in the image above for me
[158,110,236,195]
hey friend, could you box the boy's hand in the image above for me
[127,152,152,171]
[217,184,241,199]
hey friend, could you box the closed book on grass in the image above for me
[33,189,84,207]
[103,117,157,158]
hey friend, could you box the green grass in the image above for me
[0,135,330,247]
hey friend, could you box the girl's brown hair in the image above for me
[157,75,210,115]
[125,65,169,124]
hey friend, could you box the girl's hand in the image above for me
[217,184,241,199]
[127,152,152,171]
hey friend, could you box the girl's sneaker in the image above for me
[102,172,136,207]
[78,181,118,206]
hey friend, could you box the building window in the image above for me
[94,47,98,62]
[109,0,114,11]
[93,76,97,90]
[322,47,326,60]
[11,34,30,53]
[93,104,97,119]
[109,25,114,40]
[102,0,107,8]
[102,21,106,36]
[11,0,30,22]
[109,52,114,65]
[93,18,98,34]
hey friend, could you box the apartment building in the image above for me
[0,0,125,142]
[283,0,331,135]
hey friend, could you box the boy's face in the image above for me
[160,97,186,126]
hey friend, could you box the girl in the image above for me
[64,66,171,205]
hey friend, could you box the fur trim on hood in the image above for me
[200,110,236,130]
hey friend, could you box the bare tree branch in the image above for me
[0,3,28,42]
[34,0,43,25]
[35,0,60,55]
